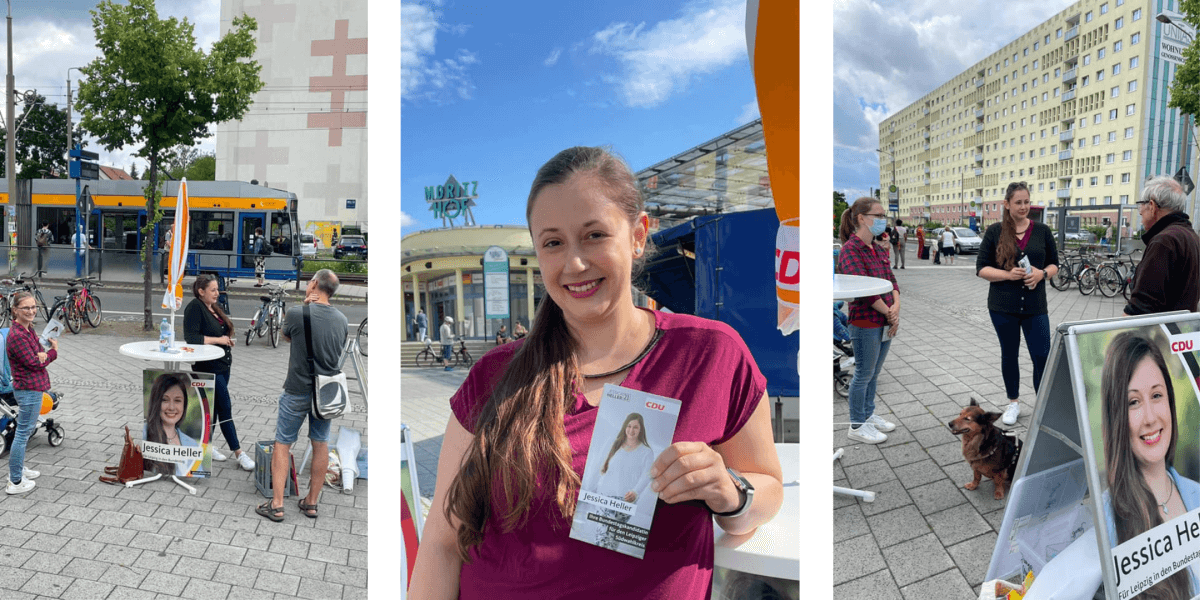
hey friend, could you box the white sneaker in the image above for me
[847,422,888,444]
[1001,402,1021,426]
[211,447,228,462]
[6,477,34,494]
[866,414,896,433]
[236,451,256,471]
[21,467,39,480]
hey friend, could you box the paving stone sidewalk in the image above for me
[833,247,1129,599]
[0,318,368,599]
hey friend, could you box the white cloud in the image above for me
[401,2,478,105]
[544,47,562,67]
[400,211,416,230]
[590,0,746,108]
[735,100,759,125]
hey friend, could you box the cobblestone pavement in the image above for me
[0,313,368,599]
[833,247,1129,598]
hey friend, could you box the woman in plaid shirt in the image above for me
[837,197,900,444]
[5,291,56,494]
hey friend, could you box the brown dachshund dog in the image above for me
[948,398,1022,500]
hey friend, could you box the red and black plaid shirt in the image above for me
[838,234,898,328]
[7,321,54,391]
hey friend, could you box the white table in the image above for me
[118,341,224,371]
[713,443,798,580]
[833,274,893,300]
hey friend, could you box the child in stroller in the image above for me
[0,327,64,455]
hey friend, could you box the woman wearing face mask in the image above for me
[836,197,899,444]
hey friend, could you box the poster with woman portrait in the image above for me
[569,384,681,559]
[1079,322,1200,600]
[140,370,213,478]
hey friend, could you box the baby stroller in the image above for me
[834,302,854,398]
[0,328,65,455]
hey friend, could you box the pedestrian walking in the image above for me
[975,182,1059,426]
[893,218,907,269]
[916,226,926,260]
[941,225,958,265]
[251,227,267,287]
[183,274,255,470]
[1124,177,1200,316]
[836,197,899,444]
[5,292,54,494]
[35,223,51,273]
[416,309,428,342]
[408,146,782,599]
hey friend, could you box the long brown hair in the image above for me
[838,197,880,243]
[1102,332,1189,600]
[192,275,234,338]
[444,146,651,562]
[145,373,191,476]
[995,182,1029,270]
[601,413,650,473]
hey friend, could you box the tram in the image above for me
[0,179,300,280]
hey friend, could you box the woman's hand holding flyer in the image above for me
[649,442,739,513]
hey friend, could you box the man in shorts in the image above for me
[256,269,349,522]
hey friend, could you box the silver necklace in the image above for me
[1158,476,1175,515]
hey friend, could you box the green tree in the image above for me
[1170,3,1200,117]
[75,0,263,330]
[0,94,77,179]
[128,163,139,179]
[833,191,848,236]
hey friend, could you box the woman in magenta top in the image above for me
[408,147,784,599]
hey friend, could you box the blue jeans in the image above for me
[274,390,331,445]
[989,311,1051,400]
[847,324,892,426]
[442,344,453,362]
[9,390,41,483]
[211,371,240,452]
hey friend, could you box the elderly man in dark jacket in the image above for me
[1124,177,1200,315]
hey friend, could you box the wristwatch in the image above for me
[712,468,754,518]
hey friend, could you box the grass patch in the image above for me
[302,259,367,275]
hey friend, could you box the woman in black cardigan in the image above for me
[183,274,255,470]
[976,182,1060,427]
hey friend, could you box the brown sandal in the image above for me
[298,499,318,519]
[256,501,284,522]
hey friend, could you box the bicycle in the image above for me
[452,339,473,367]
[413,338,438,367]
[65,276,103,328]
[356,318,367,356]
[48,288,83,334]
[245,283,287,348]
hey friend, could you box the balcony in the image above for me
[1060,130,1074,142]
[1063,68,1076,84]
[976,123,984,132]
[1057,189,1071,199]
[923,131,930,139]
[1065,26,1078,42]
[923,178,930,185]
[1059,149,1073,160]
[975,108,984,119]
[974,196,984,204]
[923,107,930,115]
[924,166,931,174]
[1062,89,1076,102]
[974,168,984,176]
[976,79,985,88]
[924,143,930,150]
[975,153,984,162]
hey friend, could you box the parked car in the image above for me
[951,227,982,254]
[334,235,367,260]
[1064,230,1096,243]
[300,233,317,257]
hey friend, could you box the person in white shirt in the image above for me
[941,226,958,266]
[583,412,656,550]
[439,316,455,368]
[893,219,908,270]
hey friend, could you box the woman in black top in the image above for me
[183,274,255,470]
[976,182,1060,426]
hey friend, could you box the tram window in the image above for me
[189,210,234,250]
[270,212,294,255]
[38,207,82,244]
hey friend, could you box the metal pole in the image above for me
[5,0,14,268]
[65,76,71,160]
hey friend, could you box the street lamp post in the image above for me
[5,0,14,267]
[876,146,897,219]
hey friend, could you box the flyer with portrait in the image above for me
[1077,323,1200,599]
[139,369,214,478]
[569,384,681,559]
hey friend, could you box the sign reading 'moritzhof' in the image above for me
[483,245,510,320]
[425,175,478,227]
[141,370,214,478]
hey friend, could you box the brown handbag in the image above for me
[99,426,144,485]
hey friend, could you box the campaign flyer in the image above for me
[140,369,214,478]
[569,384,681,559]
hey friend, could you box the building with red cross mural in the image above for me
[215,0,367,242]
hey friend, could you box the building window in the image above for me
[1082,75,1090,86]
[1098,48,1106,59]
[1092,135,1101,145]
[1111,86,1119,98]
[1086,11,1093,22]
[1132,32,1140,45]
[1094,114,1102,124]
[1115,39,1123,51]
[1100,3,1108,14]
[1122,173,1131,183]
[1024,47,1029,56]
[1055,67,1061,77]
[1079,139,1086,148]
[1108,131,1116,142]
[1084,54,1092,66]
[1057,27,1062,38]
[1107,153,1115,163]
[1126,103,1136,116]
[1114,64,1121,75]
[1123,150,1132,161]
[1106,175,1113,184]
[1131,56,1139,68]
[1133,8,1141,20]
[1125,126,1134,138]
[1115,17,1124,30]
[1097,70,1104,82]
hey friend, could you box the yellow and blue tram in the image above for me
[0,179,300,280]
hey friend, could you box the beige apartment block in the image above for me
[878,0,1199,235]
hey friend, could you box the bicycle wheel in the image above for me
[1096,265,1122,298]
[459,349,473,367]
[1078,267,1097,296]
[268,305,281,348]
[415,349,435,368]
[84,294,102,327]
[64,302,82,334]
[356,319,367,356]
[35,291,49,322]
[1122,272,1134,301]
[1049,264,1071,291]
[0,297,10,329]
[835,371,851,398]
[246,308,262,346]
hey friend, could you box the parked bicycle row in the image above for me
[0,271,104,333]
[1048,247,1141,299]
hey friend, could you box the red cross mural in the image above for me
[308,19,367,147]
[242,0,295,44]
[235,130,290,183]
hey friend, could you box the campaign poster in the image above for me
[1078,323,1200,599]
[569,384,681,559]
[140,370,213,478]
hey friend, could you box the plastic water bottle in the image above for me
[159,317,174,353]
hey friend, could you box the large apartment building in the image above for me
[878,0,1196,233]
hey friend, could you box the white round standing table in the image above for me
[712,443,798,581]
[118,341,224,371]
[833,274,893,300]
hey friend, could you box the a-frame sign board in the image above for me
[986,311,1200,599]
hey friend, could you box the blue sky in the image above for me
[400,0,760,231]
[833,0,1074,200]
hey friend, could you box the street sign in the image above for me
[1176,165,1196,195]
[483,245,510,320]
